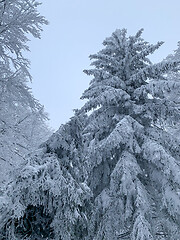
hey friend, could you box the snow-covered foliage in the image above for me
[164,43,180,139]
[0,147,92,240]
[78,29,180,239]
[0,0,47,77]
[0,0,51,186]
[0,116,92,240]
[0,102,52,186]
[45,114,89,182]
[0,28,180,239]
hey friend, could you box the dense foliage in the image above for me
[0,0,51,187]
[77,29,180,239]
[0,23,180,239]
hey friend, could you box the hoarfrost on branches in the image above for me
[0,27,180,239]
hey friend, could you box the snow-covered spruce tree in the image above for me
[0,0,50,186]
[165,43,180,139]
[45,114,89,183]
[1,28,180,240]
[77,29,180,239]
[0,115,92,240]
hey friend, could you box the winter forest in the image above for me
[0,1,180,240]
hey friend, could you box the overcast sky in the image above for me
[27,0,180,130]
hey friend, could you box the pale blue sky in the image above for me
[27,0,180,130]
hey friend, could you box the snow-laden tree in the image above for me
[1,28,180,240]
[45,114,89,183]
[0,1,91,239]
[77,29,180,239]
[0,115,92,240]
[0,0,50,186]
[165,43,180,139]
[0,0,47,77]
[0,99,52,187]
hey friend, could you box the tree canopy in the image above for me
[0,1,51,186]
[0,28,180,239]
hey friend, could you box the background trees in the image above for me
[0,0,51,186]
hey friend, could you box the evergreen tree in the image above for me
[0,1,91,239]
[0,115,92,240]
[77,29,180,239]
[1,28,180,240]
[165,43,180,139]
